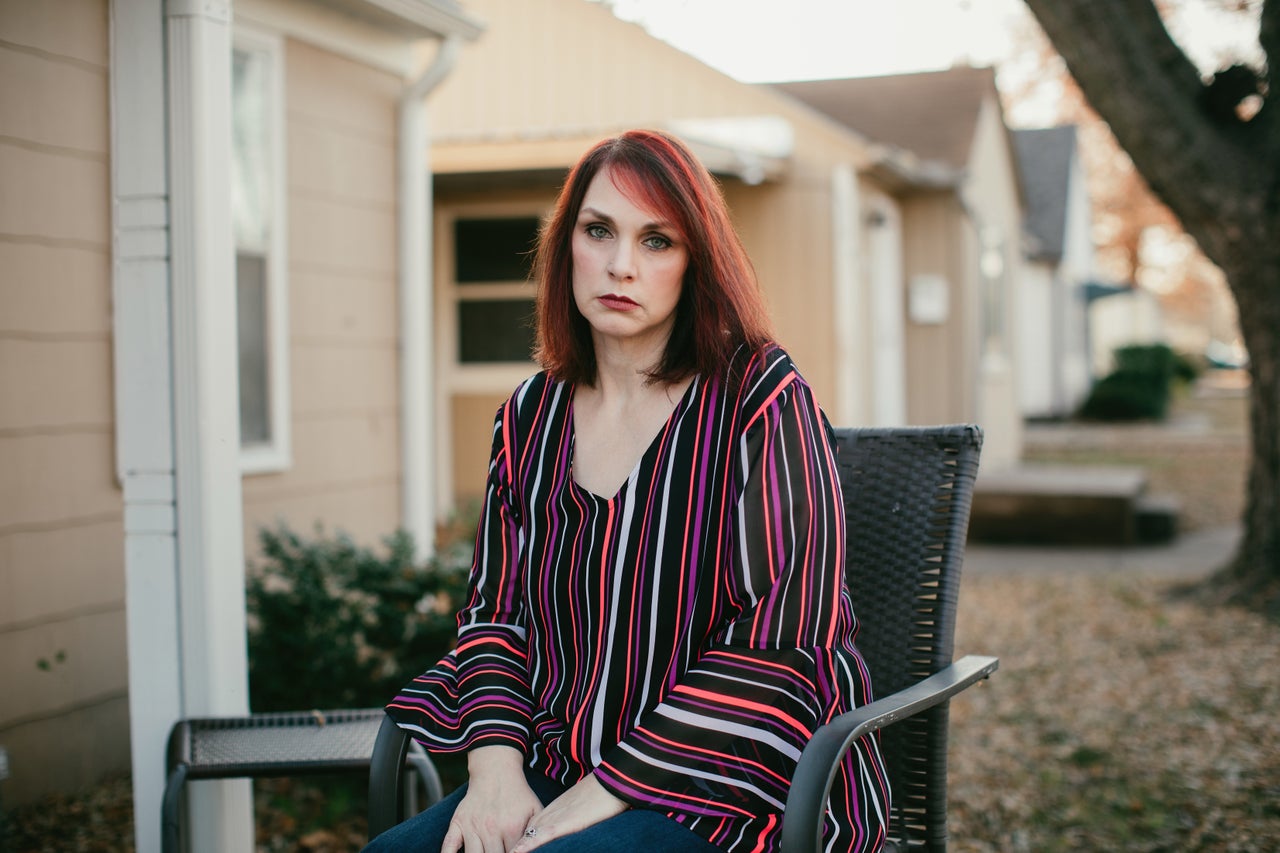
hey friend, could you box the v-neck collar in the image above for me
[567,376,700,503]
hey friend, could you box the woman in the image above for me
[371,130,889,853]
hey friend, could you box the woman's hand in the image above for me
[441,746,542,853]
[510,773,628,852]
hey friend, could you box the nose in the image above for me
[607,241,636,281]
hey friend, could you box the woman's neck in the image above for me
[588,334,668,402]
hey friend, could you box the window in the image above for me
[232,29,290,473]
[449,215,540,372]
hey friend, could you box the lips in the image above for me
[598,293,639,310]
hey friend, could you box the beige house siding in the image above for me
[0,0,131,802]
[723,178,839,399]
[901,194,976,426]
[241,39,405,553]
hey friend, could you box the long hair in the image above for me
[532,129,773,386]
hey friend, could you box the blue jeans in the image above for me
[363,768,722,853]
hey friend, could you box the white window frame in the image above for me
[436,202,546,396]
[232,25,291,475]
[434,201,546,512]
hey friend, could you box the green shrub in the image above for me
[1079,343,1199,422]
[1079,369,1170,420]
[246,524,473,712]
[1112,343,1176,378]
[1172,350,1204,384]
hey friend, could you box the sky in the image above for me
[596,0,1264,94]
[601,0,1027,83]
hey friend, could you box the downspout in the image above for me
[399,36,461,559]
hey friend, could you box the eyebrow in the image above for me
[578,206,674,232]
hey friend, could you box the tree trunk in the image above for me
[1231,261,1280,585]
[1024,0,1280,591]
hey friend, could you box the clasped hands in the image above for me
[440,745,628,853]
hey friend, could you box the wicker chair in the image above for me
[781,425,997,852]
[368,425,997,851]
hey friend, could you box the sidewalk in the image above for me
[963,524,1242,579]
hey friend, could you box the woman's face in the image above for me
[571,165,689,359]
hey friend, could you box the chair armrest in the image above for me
[781,654,999,853]
[368,714,412,840]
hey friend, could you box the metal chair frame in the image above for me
[161,708,438,853]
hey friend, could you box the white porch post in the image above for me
[167,0,254,848]
[867,201,906,427]
[399,37,462,558]
[831,164,866,428]
[114,0,252,847]
[398,77,435,558]
[112,1,183,850]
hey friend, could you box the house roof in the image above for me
[1012,125,1078,262]
[772,66,999,170]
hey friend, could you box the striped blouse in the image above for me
[387,345,889,852]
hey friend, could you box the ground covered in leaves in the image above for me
[6,379,1276,851]
[949,571,1280,852]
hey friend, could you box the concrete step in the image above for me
[969,464,1154,546]
[1134,493,1181,544]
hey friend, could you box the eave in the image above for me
[316,0,484,40]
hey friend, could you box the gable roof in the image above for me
[772,66,999,170]
[1012,125,1078,262]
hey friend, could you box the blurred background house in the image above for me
[1011,125,1094,419]
[775,67,1026,470]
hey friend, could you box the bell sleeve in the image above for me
[594,367,885,839]
[386,399,535,755]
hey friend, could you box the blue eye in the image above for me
[585,224,610,239]
[643,234,672,250]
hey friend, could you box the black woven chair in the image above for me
[368,425,997,850]
[781,425,997,852]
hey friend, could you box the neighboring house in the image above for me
[776,67,1027,470]
[0,1,480,851]
[421,0,1023,507]
[1012,125,1095,419]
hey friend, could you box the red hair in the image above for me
[533,129,773,386]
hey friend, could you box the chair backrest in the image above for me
[831,425,983,851]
